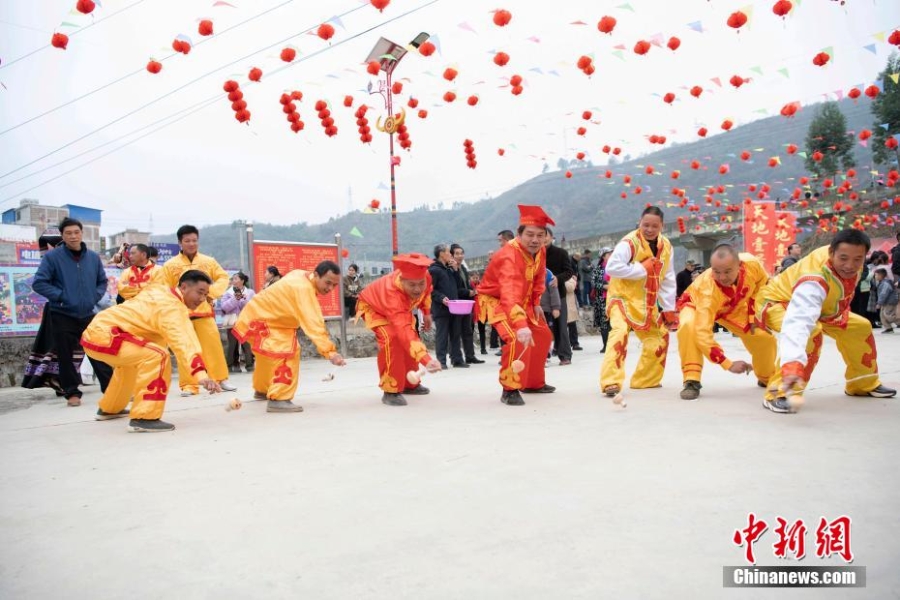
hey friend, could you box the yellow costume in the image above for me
[117,263,157,301]
[758,246,881,400]
[232,270,337,401]
[600,229,677,391]
[152,251,229,390]
[677,253,776,386]
[81,286,208,421]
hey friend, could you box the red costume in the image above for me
[356,254,435,394]
[476,206,554,392]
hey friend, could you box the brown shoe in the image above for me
[603,385,620,398]
[66,396,81,407]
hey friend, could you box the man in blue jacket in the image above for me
[33,217,113,407]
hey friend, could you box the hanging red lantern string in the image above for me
[463,139,477,169]
[356,105,372,144]
[224,80,249,123]
[280,92,303,134]
[314,100,337,137]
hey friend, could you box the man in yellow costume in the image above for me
[757,229,896,414]
[600,206,678,397]
[356,253,442,406]
[232,261,346,413]
[676,244,776,401]
[476,205,556,406]
[81,270,222,432]
[116,243,156,302]
[152,225,235,394]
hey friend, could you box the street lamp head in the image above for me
[365,37,407,75]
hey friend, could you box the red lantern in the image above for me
[721,119,733,131]
[799,176,809,185]
[510,74,523,87]
[343,95,353,107]
[198,20,214,36]
[51,33,69,50]
[366,61,381,75]
[577,55,592,70]
[865,85,879,99]
[146,60,162,74]
[443,91,456,103]
[719,164,729,174]
[602,145,611,153]
[597,16,616,34]
[76,0,96,15]
[889,30,900,46]
[418,41,435,56]
[511,85,524,96]
[649,135,659,144]
[341,248,350,258]
[248,67,262,82]
[663,92,675,104]
[690,86,703,98]
[576,152,585,160]
[417,109,428,119]
[467,95,479,106]
[493,52,510,67]
[768,157,779,168]
[565,171,573,179]
[623,175,631,184]
[317,23,335,41]
[847,169,857,178]
[172,39,191,54]
[812,150,824,162]
[887,137,899,150]
[576,127,587,136]
[224,80,239,93]
[858,130,871,140]
[498,148,505,156]
[812,52,830,67]
[493,9,512,27]
[786,143,798,154]
[443,67,458,81]
[391,81,403,95]
[780,102,799,117]
[582,110,592,121]
[407,97,419,108]
[281,48,296,62]
[370,0,390,11]
[697,127,707,137]
[740,150,751,161]
[667,37,681,51]
[729,75,745,88]
[634,40,651,55]
[772,0,792,18]
[612,147,621,155]
[727,11,748,30]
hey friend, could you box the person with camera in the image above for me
[220,272,255,373]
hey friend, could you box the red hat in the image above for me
[518,204,556,228]
[393,252,432,279]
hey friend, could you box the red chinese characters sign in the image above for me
[743,202,796,274]
[251,241,341,319]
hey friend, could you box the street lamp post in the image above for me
[365,33,429,256]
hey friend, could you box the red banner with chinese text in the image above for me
[743,202,796,274]
[251,241,341,318]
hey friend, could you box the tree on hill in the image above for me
[804,102,855,178]
[871,52,900,167]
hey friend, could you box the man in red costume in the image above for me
[477,205,556,406]
[356,253,442,406]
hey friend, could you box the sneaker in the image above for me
[95,408,130,421]
[404,385,430,395]
[266,400,303,413]
[572,345,584,351]
[382,393,407,406]
[680,380,702,401]
[603,385,620,398]
[66,396,81,407]
[501,389,525,405]
[846,385,897,398]
[882,329,894,334]
[219,381,238,392]
[522,384,556,394]
[253,391,267,401]
[466,357,485,364]
[762,397,794,414]
[129,418,175,432]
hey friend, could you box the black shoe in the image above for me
[501,389,525,405]
[267,400,303,413]
[762,397,794,414]
[404,385,430,395]
[129,418,175,432]
[466,357,485,364]
[96,408,130,421]
[882,329,894,334]
[846,385,897,398]
[757,380,767,388]
[480,349,488,355]
[600,347,606,353]
[228,366,241,374]
[522,384,556,394]
[551,350,558,357]
[680,380,701,401]
[452,362,470,368]
[494,350,502,356]
[572,345,584,351]
[245,365,255,372]
[382,392,408,406]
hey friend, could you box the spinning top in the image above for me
[612,393,627,408]
[407,366,427,385]
[511,359,525,373]
[787,393,804,410]
[225,398,243,412]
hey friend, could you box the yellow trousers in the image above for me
[252,348,302,401]
[600,305,669,390]
[177,317,228,392]
[85,337,171,421]
[762,303,881,399]
[677,306,777,384]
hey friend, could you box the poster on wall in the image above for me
[251,241,341,319]
[743,201,796,274]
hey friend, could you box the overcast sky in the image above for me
[1,0,898,237]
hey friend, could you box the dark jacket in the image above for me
[780,256,799,271]
[33,242,107,319]
[429,260,459,318]
[892,244,900,279]
[676,269,693,298]
[545,244,574,297]
[453,263,474,300]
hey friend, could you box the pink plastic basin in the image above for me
[447,299,475,315]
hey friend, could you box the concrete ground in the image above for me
[1,330,898,600]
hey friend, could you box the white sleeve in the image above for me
[658,255,677,311]
[605,241,647,280]
[779,281,827,367]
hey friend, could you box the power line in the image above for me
[0,0,151,71]
[0,0,442,204]
[0,0,302,137]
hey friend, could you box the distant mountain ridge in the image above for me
[158,98,881,268]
